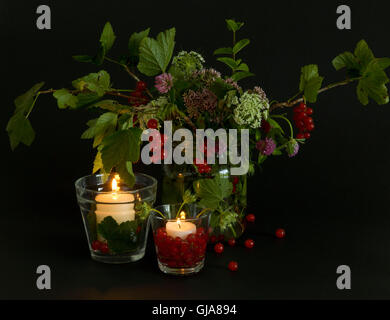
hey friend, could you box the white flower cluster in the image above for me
[172,51,205,72]
[233,91,269,128]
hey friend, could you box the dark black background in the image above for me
[1,0,390,300]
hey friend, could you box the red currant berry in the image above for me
[304,117,313,126]
[244,239,255,249]
[275,228,286,239]
[232,177,239,185]
[306,107,313,115]
[100,242,109,254]
[228,261,239,272]
[295,102,306,112]
[147,118,158,129]
[307,123,315,132]
[203,165,212,174]
[304,132,311,139]
[261,120,271,134]
[246,214,255,223]
[228,239,236,247]
[210,235,217,243]
[130,91,143,98]
[136,81,147,92]
[296,133,305,140]
[91,240,101,251]
[214,243,224,254]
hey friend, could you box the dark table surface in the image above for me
[2,189,389,300]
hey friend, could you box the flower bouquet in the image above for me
[7,19,390,240]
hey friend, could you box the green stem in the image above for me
[271,115,294,138]
[150,208,166,219]
[196,208,212,218]
[26,92,41,119]
[176,201,186,218]
[232,31,236,61]
[230,224,237,238]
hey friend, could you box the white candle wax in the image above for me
[166,219,196,240]
[95,193,135,241]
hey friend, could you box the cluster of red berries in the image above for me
[195,161,212,174]
[154,227,208,268]
[293,102,315,140]
[129,81,149,107]
[91,240,109,254]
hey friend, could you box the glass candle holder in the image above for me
[150,204,210,275]
[75,173,157,264]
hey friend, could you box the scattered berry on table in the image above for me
[214,243,224,254]
[228,239,236,247]
[228,261,239,272]
[275,228,286,239]
[244,239,255,249]
[246,214,255,223]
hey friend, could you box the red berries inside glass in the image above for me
[293,103,315,140]
[275,228,286,239]
[244,239,255,249]
[246,214,255,223]
[228,261,239,272]
[214,243,224,254]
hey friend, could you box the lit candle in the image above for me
[166,211,196,240]
[95,175,136,241]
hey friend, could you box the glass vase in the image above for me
[150,203,210,275]
[161,164,246,240]
[75,173,157,264]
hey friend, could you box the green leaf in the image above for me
[268,118,285,134]
[357,59,390,105]
[116,161,135,187]
[81,112,118,140]
[101,127,143,172]
[100,22,116,52]
[377,57,390,70]
[299,65,324,103]
[355,40,375,71]
[332,52,359,71]
[93,45,106,66]
[230,71,254,82]
[194,174,233,209]
[14,82,45,114]
[72,55,93,63]
[225,19,244,32]
[236,63,249,72]
[233,39,250,54]
[137,28,176,76]
[75,92,101,108]
[72,70,111,96]
[97,217,138,254]
[90,99,131,114]
[217,57,237,70]
[128,28,150,57]
[53,89,78,109]
[93,150,103,174]
[214,47,233,55]
[6,112,35,150]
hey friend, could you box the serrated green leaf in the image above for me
[81,112,117,140]
[101,127,143,172]
[355,40,375,71]
[116,161,135,187]
[53,89,78,109]
[91,99,131,114]
[225,19,244,32]
[332,52,359,71]
[75,92,101,108]
[137,28,176,76]
[14,82,45,114]
[299,65,324,103]
[233,39,250,54]
[377,57,390,70]
[93,150,103,174]
[128,28,150,58]
[93,45,106,65]
[217,57,237,70]
[100,22,116,52]
[214,47,233,55]
[230,71,254,82]
[72,55,93,63]
[6,112,35,150]
[194,174,233,209]
[72,70,111,96]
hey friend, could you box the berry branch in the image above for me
[270,77,362,112]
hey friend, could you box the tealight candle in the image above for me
[95,176,136,241]
[166,211,196,240]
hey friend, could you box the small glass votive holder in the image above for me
[150,204,210,275]
[75,173,157,264]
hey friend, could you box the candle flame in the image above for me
[177,217,181,229]
[112,177,119,192]
[180,211,186,220]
